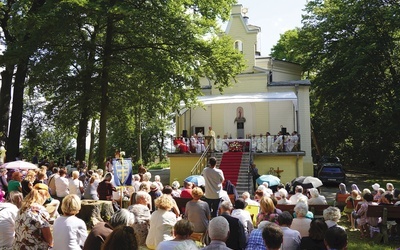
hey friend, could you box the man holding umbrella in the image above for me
[202,157,224,218]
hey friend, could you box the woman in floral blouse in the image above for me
[13,183,53,249]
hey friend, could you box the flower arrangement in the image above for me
[229,141,243,152]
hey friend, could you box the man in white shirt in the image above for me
[231,198,254,237]
[289,185,307,204]
[202,157,224,217]
[55,169,70,199]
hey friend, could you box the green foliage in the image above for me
[273,0,400,170]
[1,0,246,166]
[147,160,170,170]
[271,29,303,63]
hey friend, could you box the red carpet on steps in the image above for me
[218,152,243,186]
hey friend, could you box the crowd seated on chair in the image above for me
[5,157,396,250]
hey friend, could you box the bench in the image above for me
[310,204,331,217]
[276,204,331,218]
[366,205,400,244]
[276,204,296,215]
[334,193,350,209]
[345,199,361,212]
[173,197,192,215]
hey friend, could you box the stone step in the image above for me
[214,152,253,196]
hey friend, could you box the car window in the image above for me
[321,167,342,173]
[320,157,339,163]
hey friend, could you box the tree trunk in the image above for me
[0,65,14,145]
[97,1,116,169]
[88,119,96,169]
[159,131,165,161]
[76,200,114,229]
[7,61,28,161]
[135,105,142,163]
[76,108,89,162]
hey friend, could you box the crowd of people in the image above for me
[2,156,399,250]
[338,182,400,240]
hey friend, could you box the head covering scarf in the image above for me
[338,183,348,194]
[351,184,361,195]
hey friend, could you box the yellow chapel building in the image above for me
[169,4,313,189]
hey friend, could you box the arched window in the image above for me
[234,40,243,54]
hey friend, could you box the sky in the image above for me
[228,0,309,56]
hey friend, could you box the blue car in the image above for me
[317,163,346,184]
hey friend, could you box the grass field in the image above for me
[337,215,399,250]
[336,169,400,250]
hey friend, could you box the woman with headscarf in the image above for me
[97,173,117,201]
[351,184,361,195]
[337,183,348,194]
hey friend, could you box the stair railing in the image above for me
[190,144,211,175]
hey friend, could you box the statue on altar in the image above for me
[234,107,246,123]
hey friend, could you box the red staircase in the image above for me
[218,152,243,186]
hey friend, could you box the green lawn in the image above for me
[336,169,400,249]
[338,213,399,250]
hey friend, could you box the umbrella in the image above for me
[302,176,323,188]
[3,160,38,170]
[291,176,323,188]
[256,175,280,186]
[291,176,307,186]
[184,175,205,186]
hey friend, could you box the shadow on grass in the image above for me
[339,215,399,250]
[345,168,400,191]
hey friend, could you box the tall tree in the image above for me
[271,29,303,63]
[94,0,243,168]
[28,1,104,163]
[297,0,400,169]
[4,0,244,168]
[0,0,49,161]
